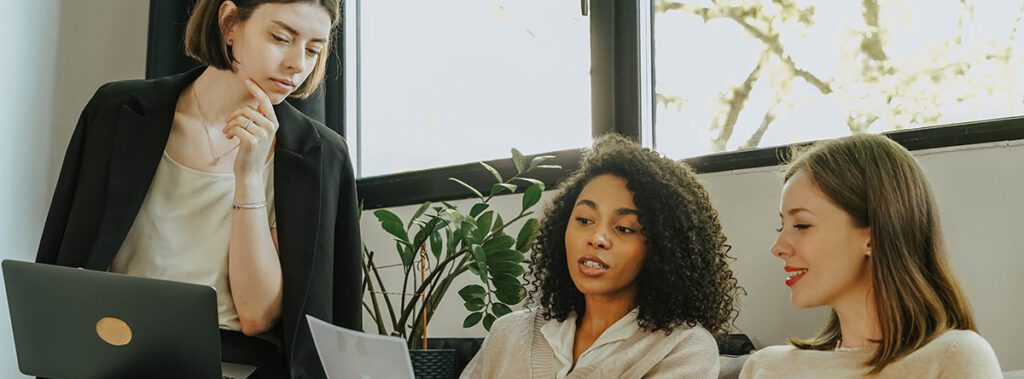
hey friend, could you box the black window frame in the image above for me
[352,0,1024,210]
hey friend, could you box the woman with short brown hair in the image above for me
[38,1,358,377]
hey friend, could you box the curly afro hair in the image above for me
[526,133,741,337]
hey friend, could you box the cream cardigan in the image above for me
[461,310,720,379]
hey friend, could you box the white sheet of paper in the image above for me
[306,315,415,379]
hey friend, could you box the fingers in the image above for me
[225,107,276,136]
[243,79,278,123]
[224,119,259,146]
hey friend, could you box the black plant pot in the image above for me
[409,349,456,379]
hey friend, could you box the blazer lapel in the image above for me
[86,68,204,270]
[271,101,323,356]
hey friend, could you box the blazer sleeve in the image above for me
[333,140,363,331]
[37,84,108,264]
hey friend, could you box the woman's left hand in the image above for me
[225,78,278,180]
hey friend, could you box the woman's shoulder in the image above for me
[921,329,999,360]
[491,309,539,332]
[911,329,1003,377]
[747,344,799,360]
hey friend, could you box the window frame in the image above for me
[350,0,1024,210]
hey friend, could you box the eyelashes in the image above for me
[271,33,322,56]
[776,224,811,232]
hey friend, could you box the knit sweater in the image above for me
[739,330,1002,378]
[460,310,720,379]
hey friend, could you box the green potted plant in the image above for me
[361,149,560,378]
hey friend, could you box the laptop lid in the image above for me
[3,259,223,379]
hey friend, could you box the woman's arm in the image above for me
[228,175,283,336]
[225,80,284,336]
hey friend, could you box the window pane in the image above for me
[349,0,592,178]
[653,0,1024,159]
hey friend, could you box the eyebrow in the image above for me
[779,207,814,217]
[575,199,640,216]
[271,20,327,44]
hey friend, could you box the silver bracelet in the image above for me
[232,201,268,210]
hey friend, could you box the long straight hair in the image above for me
[784,134,975,374]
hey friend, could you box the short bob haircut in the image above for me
[184,0,341,99]
[527,133,742,337]
[784,134,976,374]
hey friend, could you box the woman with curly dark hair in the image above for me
[462,134,741,379]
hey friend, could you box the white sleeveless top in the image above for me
[110,151,275,331]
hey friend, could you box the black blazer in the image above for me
[37,67,362,379]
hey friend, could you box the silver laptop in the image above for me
[3,259,257,379]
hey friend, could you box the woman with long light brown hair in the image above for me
[740,134,1002,378]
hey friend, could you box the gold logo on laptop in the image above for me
[96,316,132,346]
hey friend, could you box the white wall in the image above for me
[0,1,148,376]
[362,141,1024,372]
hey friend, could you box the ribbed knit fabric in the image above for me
[461,310,720,379]
[739,330,1002,379]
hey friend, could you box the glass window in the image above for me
[346,0,592,177]
[653,0,1024,159]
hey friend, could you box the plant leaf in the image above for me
[483,313,497,331]
[529,155,555,169]
[475,211,494,240]
[495,285,527,305]
[489,183,517,196]
[429,230,443,259]
[492,214,504,232]
[449,177,483,199]
[521,183,543,211]
[373,209,403,226]
[472,244,489,280]
[514,177,545,191]
[458,284,487,302]
[483,235,516,255]
[407,201,432,228]
[464,298,486,312]
[411,217,439,252]
[487,249,525,265]
[463,312,484,328]
[536,165,561,170]
[479,161,503,183]
[491,273,522,292]
[492,303,513,318]
[463,221,484,245]
[516,219,541,251]
[469,203,489,218]
[489,261,526,276]
[381,220,409,243]
[397,241,414,268]
[511,148,525,174]
[445,228,457,256]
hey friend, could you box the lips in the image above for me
[578,256,609,277]
[270,78,295,91]
[784,266,808,287]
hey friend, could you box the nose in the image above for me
[770,232,791,259]
[587,229,611,250]
[284,47,308,74]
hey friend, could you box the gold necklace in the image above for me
[191,85,240,166]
